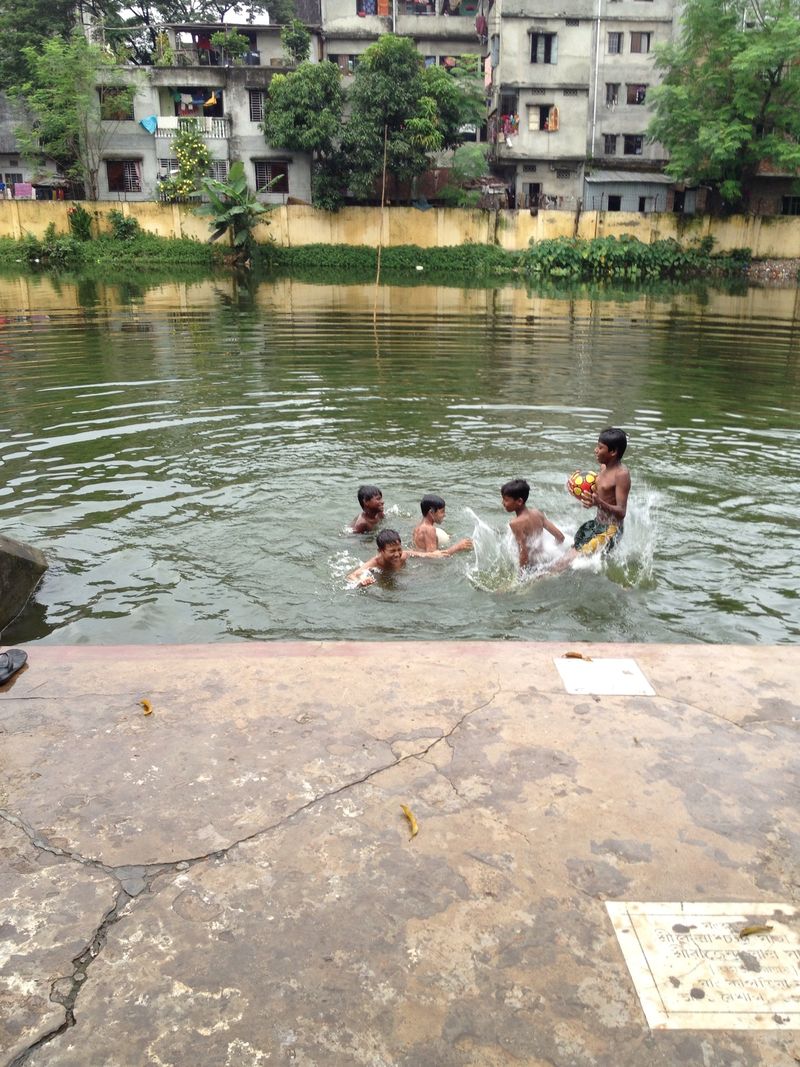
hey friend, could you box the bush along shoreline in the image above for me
[0,227,752,280]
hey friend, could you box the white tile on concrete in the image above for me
[554,657,655,696]
[606,901,800,1030]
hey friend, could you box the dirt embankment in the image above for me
[746,259,800,285]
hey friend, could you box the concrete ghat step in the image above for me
[0,641,797,1066]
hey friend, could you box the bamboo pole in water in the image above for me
[373,125,389,326]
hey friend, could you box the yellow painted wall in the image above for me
[3,200,800,257]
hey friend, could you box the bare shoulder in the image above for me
[616,465,631,485]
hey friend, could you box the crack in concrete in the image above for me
[2,687,500,1067]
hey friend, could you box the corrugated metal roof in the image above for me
[584,170,674,184]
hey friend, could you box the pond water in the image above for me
[1,273,798,646]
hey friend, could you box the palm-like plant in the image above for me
[195,161,271,266]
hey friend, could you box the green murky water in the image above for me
[1,273,798,645]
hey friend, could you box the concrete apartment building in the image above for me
[486,0,679,212]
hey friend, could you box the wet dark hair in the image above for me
[357,484,382,507]
[376,529,401,550]
[420,494,445,516]
[501,479,530,503]
[598,427,627,459]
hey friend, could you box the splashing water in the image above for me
[464,492,659,594]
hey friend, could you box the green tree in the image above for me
[0,0,76,84]
[343,36,484,202]
[648,0,800,210]
[195,160,272,266]
[280,19,311,65]
[210,29,250,63]
[159,125,212,202]
[262,60,345,208]
[15,34,137,200]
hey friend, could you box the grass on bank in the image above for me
[0,226,752,281]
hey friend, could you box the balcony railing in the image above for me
[173,47,262,66]
[155,116,230,138]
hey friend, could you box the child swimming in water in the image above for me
[412,494,452,551]
[501,478,565,569]
[351,484,384,534]
[347,528,473,587]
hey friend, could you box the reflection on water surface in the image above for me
[0,274,798,645]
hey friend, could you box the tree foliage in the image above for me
[648,0,800,208]
[195,160,272,265]
[15,34,137,200]
[280,19,311,65]
[0,0,78,84]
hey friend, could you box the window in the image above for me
[630,31,651,53]
[606,82,619,106]
[328,54,360,73]
[211,160,229,180]
[249,89,266,122]
[106,160,141,192]
[523,164,537,172]
[782,196,800,216]
[528,104,555,131]
[98,86,134,121]
[603,134,617,155]
[159,157,179,175]
[4,172,23,186]
[627,83,647,105]
[565,16,579,25]
[254,159,289,193]
[623,134,644,155]
[607,32,623,54]
[555,169,574,179]
[563,88,579,96]
[608,195,622,211]
[638,196,647,211]
[531,32,557,64]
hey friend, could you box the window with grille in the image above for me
[627,83,647,104]
[249,89,266,123]
[211,160,229,180]
[159,157,179,174]
[106,160,141,192]
[529,86,546,95]
[630,31,651,53]
[623,134,644,155]
[604,134,617,155]
[607,32,623,54]
[555,169,574,179]
[606,83,619,106]
[565,17,579,24]
[782,196,800,216]
[530,32,557,64]
[523,164,537,172]
[254,159,289,193]
[563,88,579,96]
[98,87,134,121]
[4,172,23,186]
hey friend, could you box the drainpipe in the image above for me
[590,0,602,158]
[392,0,396,34]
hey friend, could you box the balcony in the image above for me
[173,47,262,66]
[155,116,230,138]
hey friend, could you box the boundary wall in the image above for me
[2,201,800,258]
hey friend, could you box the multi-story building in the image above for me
[486,0,676,211]
[321,0,486,79]
[91,20,325,203]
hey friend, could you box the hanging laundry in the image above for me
[475,14,488,39]
[172,90,182,102]
[484,54,492,89]
[203,92,217,107]
[181,93,192,104]
[139,115,158,134]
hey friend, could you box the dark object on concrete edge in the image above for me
[0,648,27,684]
[0,534,48,633]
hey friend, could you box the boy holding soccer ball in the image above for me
[548,427,631,574]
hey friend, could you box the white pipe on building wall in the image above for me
[590,0,602,156]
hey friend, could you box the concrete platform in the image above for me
[0,641,798,1067]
